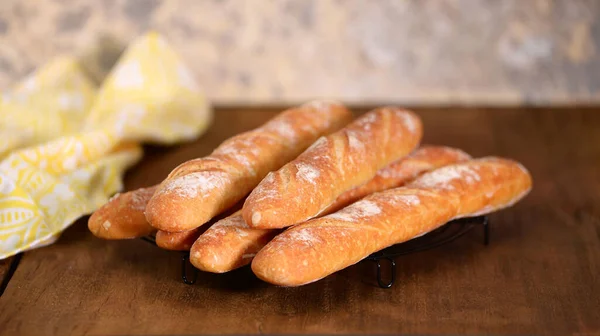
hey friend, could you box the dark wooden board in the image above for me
[0,256,16,295]
[0,107,599,335]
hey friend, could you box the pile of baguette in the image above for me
[89,101,532,287]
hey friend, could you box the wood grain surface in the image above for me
[1,0,600,105]
[0,107,599,335]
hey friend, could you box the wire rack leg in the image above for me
[483,217,490,246]
[181,253,198,285]
[376,258,396,289]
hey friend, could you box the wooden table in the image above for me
[1,107,599,335]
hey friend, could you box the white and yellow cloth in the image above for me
[0,32,212,259]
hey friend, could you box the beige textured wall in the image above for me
[0,0,599,105]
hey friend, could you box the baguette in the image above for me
[146,101,352,232]
[88,186,157,239]
[190,211,282,272]
[190,145,469,273]
[251,157,532,286]
[243,107,423,229]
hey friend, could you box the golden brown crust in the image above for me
[145,101,352,232]
[321,145,472,215]
[155,229,202,251]
[242,107,423,229]
[190,145,470,273]
[156,196,247,251]
[190,211,282,273]
[251,157,533,286]
[88,186,157,239]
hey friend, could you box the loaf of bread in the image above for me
[88,186,157,239]
[252,157,532,286]
[320,145,471,215]
[190,145,469,273]
[243,107,423,229]
[146,101,352,232]
[190,211,282,272]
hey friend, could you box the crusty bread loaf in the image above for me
[251,157,532,286]
[146,101,352,232]
[88,186,157,239]
[320,145,471,215]
[190,211,282,272]
[190,145,469,273]
[243,107,423,229]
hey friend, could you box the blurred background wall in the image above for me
[0,0,598,106]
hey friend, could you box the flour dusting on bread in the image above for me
[296,163,320,184]
[395,109,419,134]
[286,228,318,244]
[305,101,338,129]
[357,112,377,131]
[130,187,155,211]
[303,100,339,113]
[413,165,481,190]
[251,212,262,226]
[102,220,111,230]
[248,173,278,204]
[161,172,227,198]
[268,119,297,141]
[202,214,251,239]
[306,136,328,151]
[327,200,382,222]
[239,136,264,156]
[388,194,421,206]
[347,131,364,151]
[215,214,248,228]
[217,147,255,174]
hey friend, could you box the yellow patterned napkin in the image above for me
[0,32,212,259]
